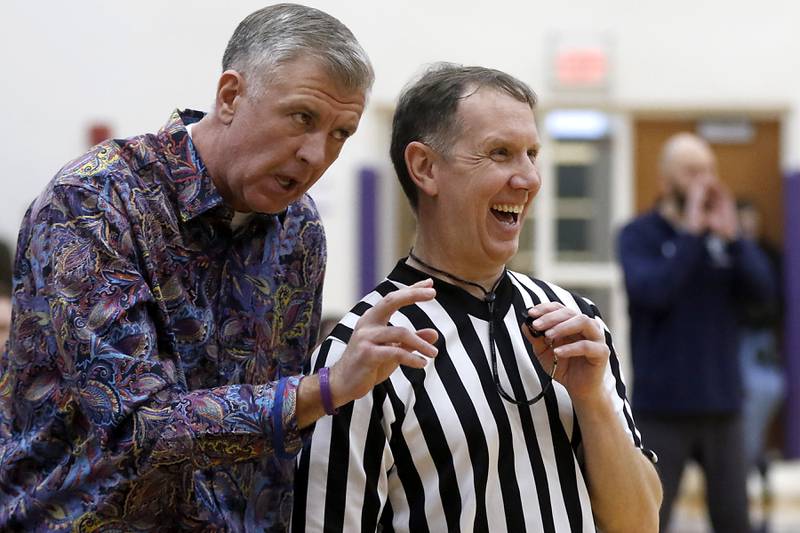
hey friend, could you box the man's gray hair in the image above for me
[222,3,374,95]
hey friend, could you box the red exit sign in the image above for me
[555,46,609,88]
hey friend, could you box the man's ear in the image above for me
[405,141,439,198]
[215,70,245,125]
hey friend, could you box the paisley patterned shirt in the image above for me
[0,110,326,532]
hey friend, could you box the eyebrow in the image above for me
[288,97,361,134]
[483,135,541,150]
[300,107,320,122]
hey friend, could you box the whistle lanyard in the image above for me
[408,251,556,406]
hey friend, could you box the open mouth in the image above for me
[490,203,523,225]
[275,175,298,192]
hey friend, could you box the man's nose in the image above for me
[510,156,541,190]
[297,131,329,168]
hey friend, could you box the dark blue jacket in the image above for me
[617,211,776,414]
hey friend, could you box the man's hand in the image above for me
[681,178,711,235]
[328,279,439,407]
[521,302,609,405]
[705,180,739,241]
[298,279,438,428]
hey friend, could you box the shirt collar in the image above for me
[390,258,515,321]
[157,108,228,222]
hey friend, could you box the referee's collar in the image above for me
[391,258,515,321]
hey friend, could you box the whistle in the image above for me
[521,311,545,338]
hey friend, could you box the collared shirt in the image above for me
[0,109,326,531]
[293,260,653,533]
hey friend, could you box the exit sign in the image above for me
[556,47,608,87]
[549,33,613,94]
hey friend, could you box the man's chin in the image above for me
[483,244,519,269]
[249,195,295,215]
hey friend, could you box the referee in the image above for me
[293,64,662,532]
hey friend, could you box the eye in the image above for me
[490,147,509,160]
[527,148,539,162]
[292,112,313,127]
[331,129,352,141]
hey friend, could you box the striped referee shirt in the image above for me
[293,260,654,532]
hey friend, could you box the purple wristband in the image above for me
[319,367,338,415]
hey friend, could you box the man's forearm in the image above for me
[297,374,328,429]
[574,395,662,533]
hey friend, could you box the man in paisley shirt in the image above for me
[0,4,438,531]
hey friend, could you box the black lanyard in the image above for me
[408,251,556,406]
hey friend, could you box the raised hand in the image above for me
[705,180,739,241]
[521,302,609,405]
[681,178,711,235]
[329,279,439,406]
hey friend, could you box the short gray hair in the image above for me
[222,3,374,95]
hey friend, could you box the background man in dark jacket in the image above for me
[618,132,776,532]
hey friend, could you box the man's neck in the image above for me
[408,239,504,300]
[188,116,242,211]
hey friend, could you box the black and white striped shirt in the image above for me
[293,260,654,532]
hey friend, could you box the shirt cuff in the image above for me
[268,375,305,460]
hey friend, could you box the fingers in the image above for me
[415,328,439,345]
[351,282,439,360]
[368,326,439,358]
[529,302,605,345]
[371,328,439,374]
[362,280,436,326]
[685,180,710,215]
[553,338,609,365]
[521,325,557,372]
[687,179,711,205]
[372,345,431,370]
[707,178,731,197]
[546,314,603,344]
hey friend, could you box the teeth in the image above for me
[276,176,293,187]
[491,204,523,214]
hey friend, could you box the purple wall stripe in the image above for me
[358,168,378,299]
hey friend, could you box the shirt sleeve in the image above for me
[574,294,658,464]
[293,335,394,532]
[729,237,777,304]
[43,183,307,474]
[617,221,707,311]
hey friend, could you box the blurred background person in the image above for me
[617,132,777,532]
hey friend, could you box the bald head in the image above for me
[658,132,718,196]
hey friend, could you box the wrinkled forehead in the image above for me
[255,58,368,116]
[263,56,366,98]
[454,88,538,142]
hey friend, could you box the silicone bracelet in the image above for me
[319,367,338,415]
